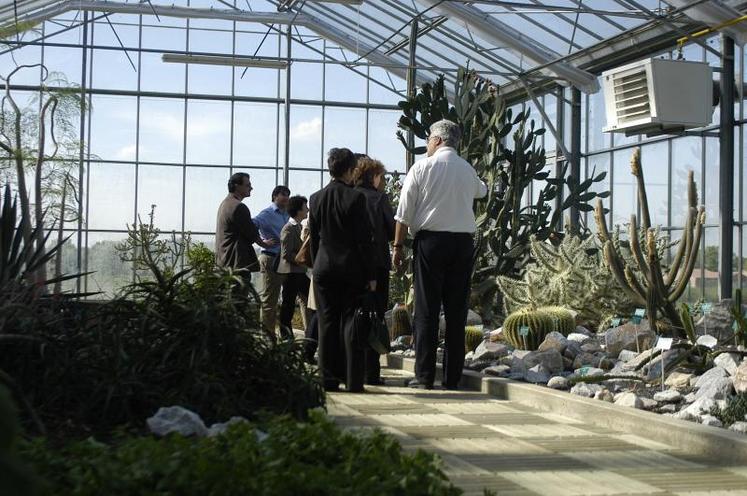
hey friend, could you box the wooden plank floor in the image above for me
[326,365,747,496]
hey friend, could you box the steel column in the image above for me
[719,34,735,299]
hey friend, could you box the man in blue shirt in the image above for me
[253,185,291,337]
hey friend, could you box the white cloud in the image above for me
[291,117,321,141]
[113,144,137,161]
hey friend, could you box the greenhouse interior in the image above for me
[3,0,747,494]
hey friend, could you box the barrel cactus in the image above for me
[465,326,484,353]
[389,303,412,340]
[538,306,576,335]
[503,309,554,350]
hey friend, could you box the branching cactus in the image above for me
[594,148,705,337]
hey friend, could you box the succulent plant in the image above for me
[538,306,576,336]
[465,326,484,353]
[502,309,554,350]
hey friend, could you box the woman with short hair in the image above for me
[277,195,310,341]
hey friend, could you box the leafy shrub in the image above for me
[710,393,747,427]
[0,386,39,496]
[21,410,461,496]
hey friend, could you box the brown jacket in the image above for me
[215,193,261,271]
[277,220,305,274]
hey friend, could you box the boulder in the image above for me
[525,364,551,384]
[581,341,603,354]
[714,353,741,376]
[483,365,511,377]
[733,361,747,394]
[699,415,723,428]
[440,309,481,331]
[489,328,503,343]
[658,404,678,414]
[730,422,747,434]
[538,332,568,353]
[570,382,604,398]
[562,356,574,371]
[645,349,686,381]
[694,376,733,401]
[567,333,591,344]
[653,390,682,403]
[617,350,639,363]
[603,320,656,358]
[547,376,569,390]
[574,366,605,378]
[473,341,510,362]
[563,341,583,359]
[614,392,643,409]
[572,352,598,369]
[694,299,738,339]
[147,406,208,437]
[623,348,656,371]
[681,397,718,417]
[695,367,729,389]
[523,349,564,375]
[594,389,614,402]
[640,398,658,410]
[464,359,494,372]
[696,334,718,349]
[207,416,249,437]
[673,409,699,422]
[574,326,594,336]
[665,371,695,389]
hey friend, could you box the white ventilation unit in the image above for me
[602,58,713,136]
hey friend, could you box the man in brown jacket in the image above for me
[215,172,275,277]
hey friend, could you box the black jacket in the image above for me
[309,180,375,286]
[355,185,395,270]
[215,194,261,271]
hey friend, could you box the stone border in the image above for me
[386,354,747,465]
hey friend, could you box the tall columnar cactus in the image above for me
[595,148,705,337]
[503,309,554,350]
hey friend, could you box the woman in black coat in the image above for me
[308,148,377,392]
[353,156,396,385]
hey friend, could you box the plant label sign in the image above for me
[702,303,713,315]
[632,308,645,325]
[655,337,674,351]
[519,325,530,337]
[611,318,621,328]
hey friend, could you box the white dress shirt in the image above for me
[395,146,488,234]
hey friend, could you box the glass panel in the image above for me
[324,107,366,155]
[139,98,185,164]
[184,166,230,233]
[288,169,322,200]
[85,231,132,297]
[587,78,608,153]
[233,102,277,166]
[289,105,322,169]
[234,168,278,218]
[141,24,187,51]
[368,109,406,174]
[324,50,367,103]
[186,100,231,165]
[703,228,719,301]
[92,15,140,48]
[187,28,233,95]
[91,48,139,91]
[42,46,82,85]
[542,93,556,153]
[671,136,702,228]
[89,95,137,161]
[137,165,184,232]
[292,62,323,100]
[86,162,135,230]
[704,137,720,224]
[0,45,42,86]
[141,51,186,93]
[586,153,611,230]
[369,67,404,105]
[612,149,637,226]
[640,141,668,227]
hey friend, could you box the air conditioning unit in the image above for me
[602,58,713,136]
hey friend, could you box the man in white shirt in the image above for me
[393,119,488,390]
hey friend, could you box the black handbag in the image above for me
[367,315,391,355]
[349,292,380,351]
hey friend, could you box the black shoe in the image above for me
[440,383,459,391]
[407,378,433,390]
[324,383,341,392]
[366,378,386,386]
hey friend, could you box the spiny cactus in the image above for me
[595,148,705,337]
[538,306,576,335]
[503,309,554,350]
[465,326,484,353]
[389,303,412,341]
[678,302,697,343]
[496,232,634,327]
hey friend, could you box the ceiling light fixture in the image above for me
[161,53,288,68]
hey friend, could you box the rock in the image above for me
[696,334,718,349]
[682,397,718,417]
[572,352,598,369]
[695,367,729,389]
[623,348,656,371]
[473,341,510,362]
[617,350,639,363]
[603,320,656,358]
[694,299,737,340]
[464,359,494,372]
[581,341,603,354]
[567,333,591,344]
[440,309,481,331]
[734,361,747,394]
[665,371,695,389]
[694,376,733,401]
[699,415,723,428]
[465,351,475,361]
[614,392,643,409]
[547,376,569,390]
[730,422,747,434]
[483,365,511,377]
[562,356,574,371]
[489,328,503,342]
[714,353,741,376]
[207,416,249,437]
[594,389,614,402]
[597,356,616,370]
[563,341,583,359]
[403,349,416,358]
[570,382,604,398]
[640,398,658,410]
[575,326,594,336]
[538,332,568,353]
[394,335,413,347]
[658,404,678,414]
[673,409,699,422]
[147,406,208,437]
[574,366,605,377]
[684,392,697,404]
[525,364,551,383]
[645,350,685,381]
[511,350,563,379]
[653,390,682,403]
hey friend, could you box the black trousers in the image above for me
[314,278,365,392]
[413,231,473,388]
[304,311,318,363]
[279,272,310,338]
[365,267,390,383]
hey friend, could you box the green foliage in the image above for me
[21,410,461,496]
[502,309,554,350]
[465,326,484,353]
[709,394,747,427]
[496,233,633,328]
[732,289,747,347]
[0,386,39,496]
[538,306,576,335]
[678,302,698,343]
[385,172,414,309]
[397,70,609,322]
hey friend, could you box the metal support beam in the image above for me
[569,87,582,230]
[719,34,735,299]
[283,26,292,187]
[76,11,89,293]
[406,18,418,171]
[554,88,564,230]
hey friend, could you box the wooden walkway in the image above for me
[327,366,747,496]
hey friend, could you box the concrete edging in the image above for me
[386,354,747,465]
